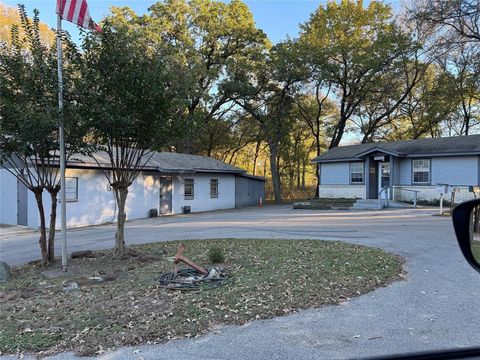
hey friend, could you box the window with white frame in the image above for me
[412,159,430,184]
[184,178,194,200]
[210,179,218,198]
[349,162,364,184]
[65,177,78,201]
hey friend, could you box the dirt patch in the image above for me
[0,239,405,357]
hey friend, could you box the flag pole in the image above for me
[56,13,68,272]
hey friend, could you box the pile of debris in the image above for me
[159,244,227,290]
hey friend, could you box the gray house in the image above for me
[312,135,480,203]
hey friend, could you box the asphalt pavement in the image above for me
[1,205,479,360]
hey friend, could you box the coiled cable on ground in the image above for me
[159,268,228,290]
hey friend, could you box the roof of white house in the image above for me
[68,151,247,174]
[312,134,480,163]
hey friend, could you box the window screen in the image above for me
[412,159,430,184]
[349,162,364,184]
[184,178,194,199]
[210,179,218,198]
[65,177,78,201]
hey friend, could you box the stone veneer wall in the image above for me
[318,185,366,199]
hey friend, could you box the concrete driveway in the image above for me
[1,205,479,360]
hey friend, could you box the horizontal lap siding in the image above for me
[320,162,350,185]
[431,156,478,185]
[398,159,411,185]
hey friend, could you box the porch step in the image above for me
[352,199,414,210]
[293,198,414,211]
[352,199,382,210]
[293,198,356,210]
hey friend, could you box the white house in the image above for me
[0,152,265,229]
[313,135,480,203]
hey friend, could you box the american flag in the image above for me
[56,0,102,32]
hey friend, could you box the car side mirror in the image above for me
[452,199,480,273]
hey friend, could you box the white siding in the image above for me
[320,162,350,185]
[39,169,117,229]
[0,169,18,225]
[172,173,236,214]
[125,173,160,220]
[431,156,478,185]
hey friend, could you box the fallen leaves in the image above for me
[0,238,404,356]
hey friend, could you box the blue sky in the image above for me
[3,0,401,44]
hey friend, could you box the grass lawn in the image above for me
[0,238,404,356]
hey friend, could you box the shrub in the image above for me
[208,247,225,264]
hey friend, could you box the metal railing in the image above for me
[378,187,390,209]
[394,187,419,208]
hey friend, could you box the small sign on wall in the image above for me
[373,155,385,161]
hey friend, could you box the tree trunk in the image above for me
[33,188,49,266]
[252,139,261,176]
[47,187,60,263]
[296,160,301,188]
[114,187,129,256]
[289,168,295,195]
[329,116,347,149]
[315,139,321,198]
[268,142,282,204]
[302,160,306,191]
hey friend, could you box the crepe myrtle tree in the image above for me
[80,21,179,256]
[0,6,84,266]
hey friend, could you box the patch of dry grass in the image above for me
[0,239,404,357]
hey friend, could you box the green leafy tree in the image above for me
[375,65,456,140]
[0,6,83,266]
[140,0,269,154]
[411,0,480,42]
[234,41,307,203]
[300,0,419,148]
[438,43,480,135]
[79,20,179,256]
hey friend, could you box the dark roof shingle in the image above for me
[312,135,480,162]
[68,151,245,174]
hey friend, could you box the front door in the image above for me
[160,177,173,215]
[378,162,390,195]
[17,179,28,226]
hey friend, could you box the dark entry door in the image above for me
[17,179,28,226]
[160,177,173,215]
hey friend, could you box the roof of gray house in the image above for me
[68,151,247,174]
[312,135,480,163]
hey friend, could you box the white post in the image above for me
[440,193,443,215]
[57,14,68,271]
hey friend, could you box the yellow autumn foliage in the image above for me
[0,3,55,47]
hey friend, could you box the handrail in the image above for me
[378,186,390,209]
[394,187,419,208]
